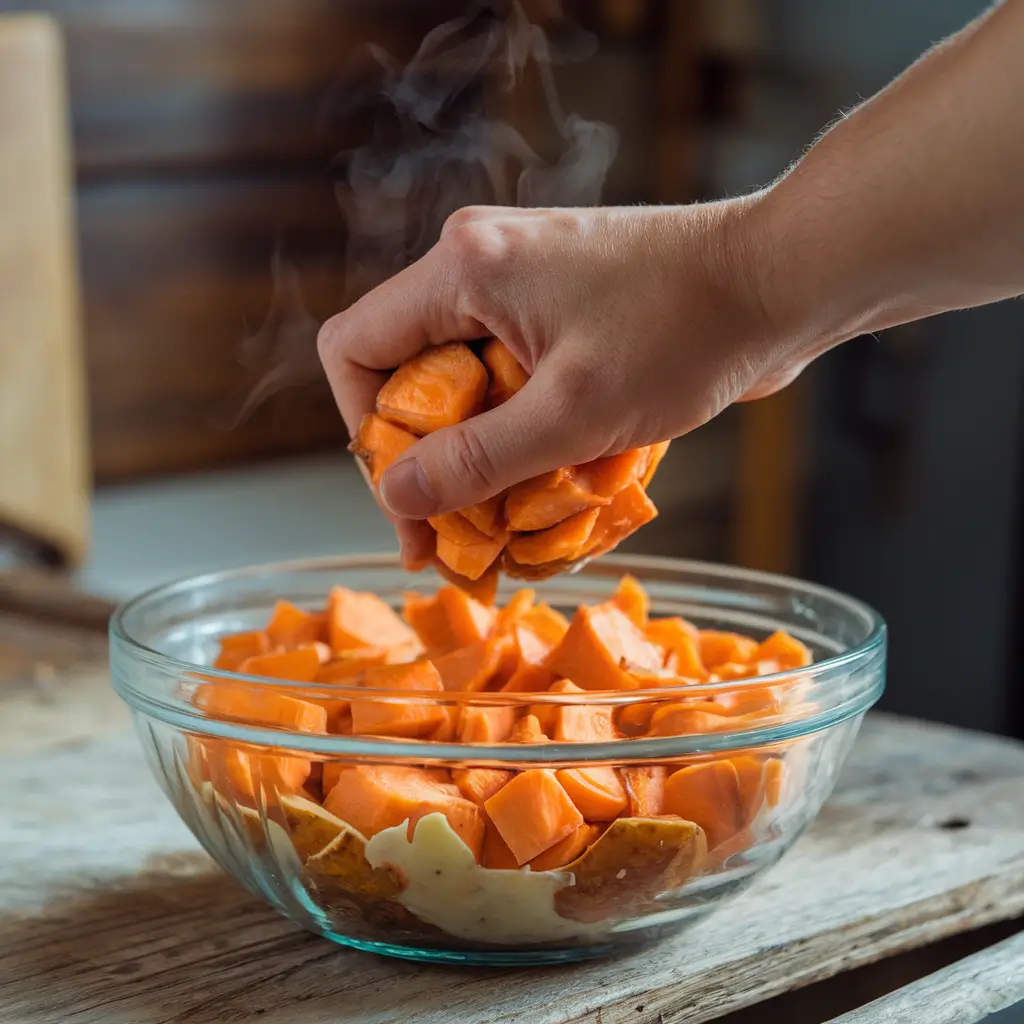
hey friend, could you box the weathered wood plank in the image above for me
[826,932,1024,1024]
[1,714,1022,1023]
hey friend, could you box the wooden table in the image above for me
[1,577,1022,1024]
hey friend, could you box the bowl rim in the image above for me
[109,552,887,761]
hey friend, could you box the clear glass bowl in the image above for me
[110,553,885,966]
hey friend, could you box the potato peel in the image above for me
[554,816,707,923]
[306,824,405,902]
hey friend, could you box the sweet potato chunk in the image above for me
[350,660,446,738]
[328,587,419,653]
[266,601,326,650]
[435,533,504,582]
[509,713,549,743]
[505,507,600,567]
[556,767,628,821]
[402,592,456,656]
[461,494,506,538]
[437,586,496,646]
[699,630,759,668]
[549,604,664,691]
[236,648,323,685]
[663,760,743,851]
[755,630,813,669]
[324,764,483,858]
[433,559,500,605]
[349,413,418,483]
[529,823,599,871]
[376,342,487,435]
[453,767,513,805]
[581,482,659,558]
[484,768,584,865]
[504,468,610,532]
[458,705,517,743]
[621,765,667,817]
[214,630,271,672]
[640,441,671,488]
[482,817,520,869]
[432,634,511,692]
[733,755,784,824]
[610,575,649,629]
[482,338,529,408]
[579,450,649,499]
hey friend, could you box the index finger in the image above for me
[316,244,484,435]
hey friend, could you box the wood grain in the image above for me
[1,710,1021,1023]
[0,14,90,563]
[826,931,1024,1024]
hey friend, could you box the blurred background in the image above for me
[0,0,1020,740]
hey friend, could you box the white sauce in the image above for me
[364,813,603,945]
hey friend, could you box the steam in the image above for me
[233,0,618,421]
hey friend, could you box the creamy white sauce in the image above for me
[364,813,602,945]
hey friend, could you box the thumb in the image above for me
[378,371,603,518]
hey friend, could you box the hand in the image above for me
[317,201,787,568]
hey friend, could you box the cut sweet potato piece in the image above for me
[733,755,784,825]
[556,767,628,821]
[482,338,529,408]
[234,648,323,687]
[432,634,512,692]
[349,413,418,483]
[458,704,517,743]
[552,688,617,743]
[610,575,649,629]
[640,441,671,488]
[509,713,549,743]
[663,760,743,851]
[699,630,758,668]
[713,683,782,717]
[530,678,582,735]
[402,592,456,656]
[505,468,609,532]
[207,743,312,804]
[482,818,520,869]
[484,768,584,865]
[214,630,272,672]
[621,765,667,816]
[549,604,663,691]
[461,494,506,538]
[328,587,418,653]
[501,622,557,692]
[350,660,446,739]
[437,586,496,647]
[429,512,491,546]
[648,703,738,736]
[433,558,500,605]
[644,617,704,678]
[529,823,599,872]
[435,532,504,582]
[553,816,705,924]
[495,588,535,634]
[376,342,488,436]
[755,630,813,669]
[579,450,649,499]
[266,601,326,650]
[581,482,659,558]
[505,507,601,566]
[323,764,478,846]
[452,767,512,805]
[522,604,570,645]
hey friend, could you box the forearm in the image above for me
[753,0,1024,350]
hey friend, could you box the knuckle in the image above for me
[444,220,512,276]
[442,205,490,236]
[316,315,347,366]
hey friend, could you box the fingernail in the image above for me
[380,458,439,517]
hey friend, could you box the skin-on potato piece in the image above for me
[554,816,707,923]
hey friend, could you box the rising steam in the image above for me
[232,0,618,422]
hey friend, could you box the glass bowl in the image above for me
[110,553,885,966]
